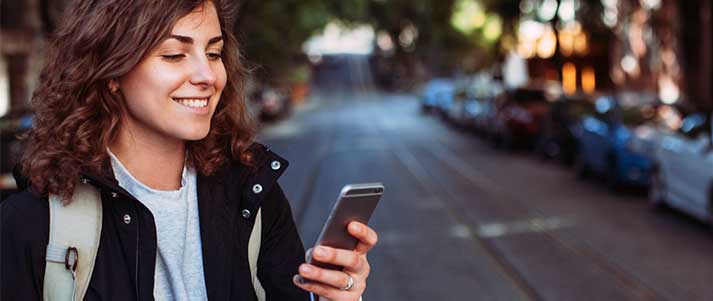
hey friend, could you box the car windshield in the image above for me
[619,105,656,126]
[565,100,596,118]
[513,90,547,104]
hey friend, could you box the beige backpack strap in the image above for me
[248,208,265,301]
[44,182,103,301]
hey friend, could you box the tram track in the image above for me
[397,104,669,301]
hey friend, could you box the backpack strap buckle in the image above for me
[65,247,79,272]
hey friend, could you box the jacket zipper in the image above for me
[134,204,141,298]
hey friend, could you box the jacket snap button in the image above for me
[123,214,131,224]
[271,161,281,170]
[241,209,251,219]
[111,192,118,198]
[252,184,263,194]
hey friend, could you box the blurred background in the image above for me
[2,0,713,300]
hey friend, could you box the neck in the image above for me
[110,126,186,191]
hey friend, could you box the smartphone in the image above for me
[307,183,384,271]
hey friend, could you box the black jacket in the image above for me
[1,144,310,300]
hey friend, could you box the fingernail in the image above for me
[305,248,313,261]
[299,264,313,274]
[314,246,326,257]
[350,223,361,233]
[293,274,306,285]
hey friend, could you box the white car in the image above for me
[650,113,713,223]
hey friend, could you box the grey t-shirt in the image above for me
[109,151,208,300]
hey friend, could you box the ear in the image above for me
[108,80,120,93]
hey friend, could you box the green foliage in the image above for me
[361,0,496,74]
[236,0,332,83]
[236,0,509,82]
[482,0,520,31]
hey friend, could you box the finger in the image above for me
[293,274,358,301]
[305,248,313,262]
[298,264,353,290]
[311,246,365,271]
[347,222,378,254]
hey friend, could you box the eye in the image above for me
[207,52,223,61]
[161,54,185,61]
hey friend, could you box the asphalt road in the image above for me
[259,89,713,301]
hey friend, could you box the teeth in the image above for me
[174,98,208,108]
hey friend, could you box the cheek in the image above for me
[121,65,184,108]
[215,63,227,92]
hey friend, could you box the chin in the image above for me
[180,126,211,141]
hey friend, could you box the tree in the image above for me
[235,0,333,84]
[334,0,489,84]
[235,0,507,87]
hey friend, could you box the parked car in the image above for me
[420,78,456,114]
[472,95,499,136]
[446,78,494,128]
[0,114,33,201]
[490,88,551,149]
[463,77,503,133]
[572,95,659,189]
[650,113,713,223]
[535,94,596,164]
[249,86,292,121]
[445,88,471,127]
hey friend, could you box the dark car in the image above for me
[534,94,596,164]
[572,95,659,189]
[0,114,33,201]
[249,86,292,122]
[490,88,551,149]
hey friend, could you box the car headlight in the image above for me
[626,139,646,155]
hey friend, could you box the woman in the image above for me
[0,0,377,300]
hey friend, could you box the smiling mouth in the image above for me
[173,97,209,108]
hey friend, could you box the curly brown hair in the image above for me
[20,0,255,200]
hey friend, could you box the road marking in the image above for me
[387,137,538,300]
[477,216,575,239]
[415,113,666,300]
[260,121,303,139]
[450,224,473,239]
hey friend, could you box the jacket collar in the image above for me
[11,143,289,202]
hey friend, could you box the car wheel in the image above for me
[708,188,713,231]
[648,164,667,208]
[501,130,514,151]
[606,158,622,192]
[534,135,549,161]
[573,151,589,179]
[488,128,501,148]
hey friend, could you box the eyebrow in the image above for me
[167,34,223,45]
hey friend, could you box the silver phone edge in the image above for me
[340,182,385,197]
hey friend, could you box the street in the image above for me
[260,89,713,301]
[1,1,712,300]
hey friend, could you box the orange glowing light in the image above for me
[574,32,588,55]
[562,62,577,95]
[558,31,574,57]
[582,66,596,94]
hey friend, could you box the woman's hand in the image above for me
[293,221,378,301]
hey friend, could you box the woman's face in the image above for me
[118,1,226,143]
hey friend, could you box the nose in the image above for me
[189,57,217,87]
